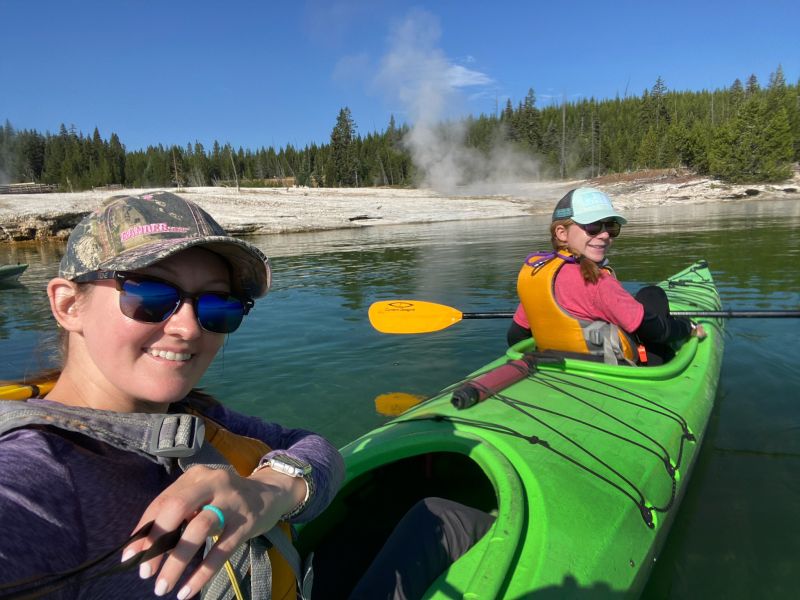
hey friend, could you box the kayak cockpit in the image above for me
[296,442,520,598]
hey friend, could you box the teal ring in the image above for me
[201,504,225,529]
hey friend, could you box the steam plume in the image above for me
[374,9,542,195]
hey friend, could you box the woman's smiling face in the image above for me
[558,221,615,263]
[71,248,230,412]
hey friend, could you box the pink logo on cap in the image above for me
[120,223,190,242]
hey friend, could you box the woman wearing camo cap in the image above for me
[0,191,344,599]
[0,191,496,600]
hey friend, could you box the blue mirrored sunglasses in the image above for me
[576,219,622,238]
[74,270,253,334]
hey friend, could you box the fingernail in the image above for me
[139,562,152,579]
[154,579,168,596]
[177,585,192,600]
[121,548,135,563]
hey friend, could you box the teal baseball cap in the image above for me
[551,187,627,224]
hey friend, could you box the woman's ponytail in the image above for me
[578,256,602,284]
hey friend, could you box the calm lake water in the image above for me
[1,195,799,598]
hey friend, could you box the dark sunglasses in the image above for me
[575,219,622,238]
[75,270,253,334]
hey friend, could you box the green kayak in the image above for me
[0,263,28,284]
[298,260,724,598]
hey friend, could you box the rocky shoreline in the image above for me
[1,169,798,243]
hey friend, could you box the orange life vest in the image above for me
[516,251,638,364]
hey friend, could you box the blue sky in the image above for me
[1,0,797,152]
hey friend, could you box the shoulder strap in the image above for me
[0,401,205,471]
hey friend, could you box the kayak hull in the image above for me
[298,260,724,598]
[0,263,28,283]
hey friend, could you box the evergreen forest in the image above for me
[1,67,797,192]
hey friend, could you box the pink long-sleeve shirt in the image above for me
[513,263,644,332]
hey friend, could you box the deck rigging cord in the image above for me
[392,349,708,529]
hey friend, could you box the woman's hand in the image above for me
[692,323,707,339]
[122,465,306,598]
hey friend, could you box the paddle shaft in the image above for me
[367,300,800,336]
[672,310,800,318]
[461,310,800,319]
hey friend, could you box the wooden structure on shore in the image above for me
[0,183,59,194]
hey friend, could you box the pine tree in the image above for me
[730,78,745,108]
[0,120,15,182]
[502,98,514,121]
[760,107,794,180]
[89,128,110,187]
[766,64,789,112]
[190,142,208,186]
[746,74,760,96]
[108,133,126,184]
[710,97,793,182]
[210,141,224,185]
[768,64,787,91]
[170,146,186,187]
[518,88,542,150]
[675,121,712,174]
[650,77,670,129]
[636,126,659,168]
[329,107,358,186]
[12,130,46,182]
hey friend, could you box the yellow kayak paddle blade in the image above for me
[368,300,464,334]
[374,392,427,416]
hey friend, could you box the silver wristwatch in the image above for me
[264,454,312,478]
[254,454,314,519]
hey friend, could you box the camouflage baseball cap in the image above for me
[60,191,271,298]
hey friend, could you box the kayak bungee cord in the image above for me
[496,393,668,527]
[540,371,691,435]
[508,376,688,481]
[392,360,700,528]
[398,406,665,529]
[534,370,695,465]
[665,274,719,309]
[495,372,695,514]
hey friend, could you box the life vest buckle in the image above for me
[149,414,206,458]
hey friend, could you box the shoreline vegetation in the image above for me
[1,167,798,244]
[2,70,797,195]
[2,67,798,243]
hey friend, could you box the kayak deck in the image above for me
[298,261,725,598]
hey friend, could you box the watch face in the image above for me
[268,455,311,477]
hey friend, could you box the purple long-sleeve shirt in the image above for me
[0,398,345,599]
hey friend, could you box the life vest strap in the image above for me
[0,403,206,470]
